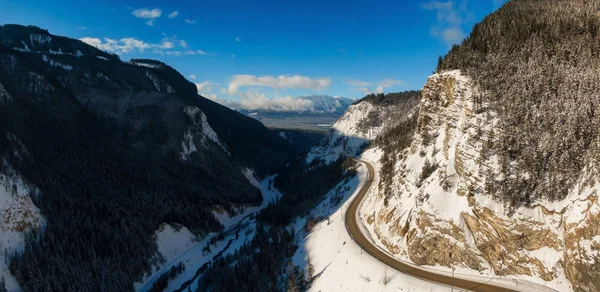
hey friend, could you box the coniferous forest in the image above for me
[437,0,600,207]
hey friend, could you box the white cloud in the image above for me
[195,81,212,92]
[160,37,175,49]
[422,1,468,46]
[185,19,197,24]
[347,79,370,87]
[227,74,331,95]
[348,78,402,95]
[441,27,464,44]
[235,37,240,42]
[189,75,196,80]
[379,78,402,88]
[358,87,371,95]
[166,51,182,56]
[81,34,208,56]
[195,81,221,102]
[80,37,103,48]
[234,91,315,112]
[180,50,210,56]
[132,8,162,19]
[81,37,151,53]
[76,26,88,30]
[168,11,178,18]
[146,19,156,26]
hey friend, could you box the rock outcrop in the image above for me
[359,70,599,291]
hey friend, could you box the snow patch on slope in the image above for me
[180,130,198,160]
[132,61,159,68]
[145,70,175,94]
[29,34,51,46]
[41,54,73,70]
[180,106,228,160]
[154,224,198,264]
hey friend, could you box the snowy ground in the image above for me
[291,161,454,292]
[135,170,281,292]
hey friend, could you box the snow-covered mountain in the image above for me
[307,91,419,163]
[226,95,354,115]
[306,69,598,292]
[221,95,355,131]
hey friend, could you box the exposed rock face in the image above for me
[359,70,600,291]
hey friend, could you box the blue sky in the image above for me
[1,0,506,106]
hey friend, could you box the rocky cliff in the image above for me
[358,71,599,292]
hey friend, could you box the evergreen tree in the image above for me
[0,276,7,292]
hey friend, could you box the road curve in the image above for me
[345,160,517,292]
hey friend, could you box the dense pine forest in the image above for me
[0,25,298,291]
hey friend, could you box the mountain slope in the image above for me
[301,2,600,291]
[307,91,419,164]
[0,24,296,291]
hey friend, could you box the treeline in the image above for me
[353,91,420,106]
[437,0,600,207]
[355,91,420,134]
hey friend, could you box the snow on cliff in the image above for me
[180,106,228,160]
[306,97,414,164]
[351,70,599,291]
[0,165,44,292]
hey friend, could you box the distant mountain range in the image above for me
[219,95,356,131]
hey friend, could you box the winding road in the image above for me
[344,160,517,292]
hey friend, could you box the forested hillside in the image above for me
[437,0,600,207]
[197,156,354,291]
[0,24,297,291]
